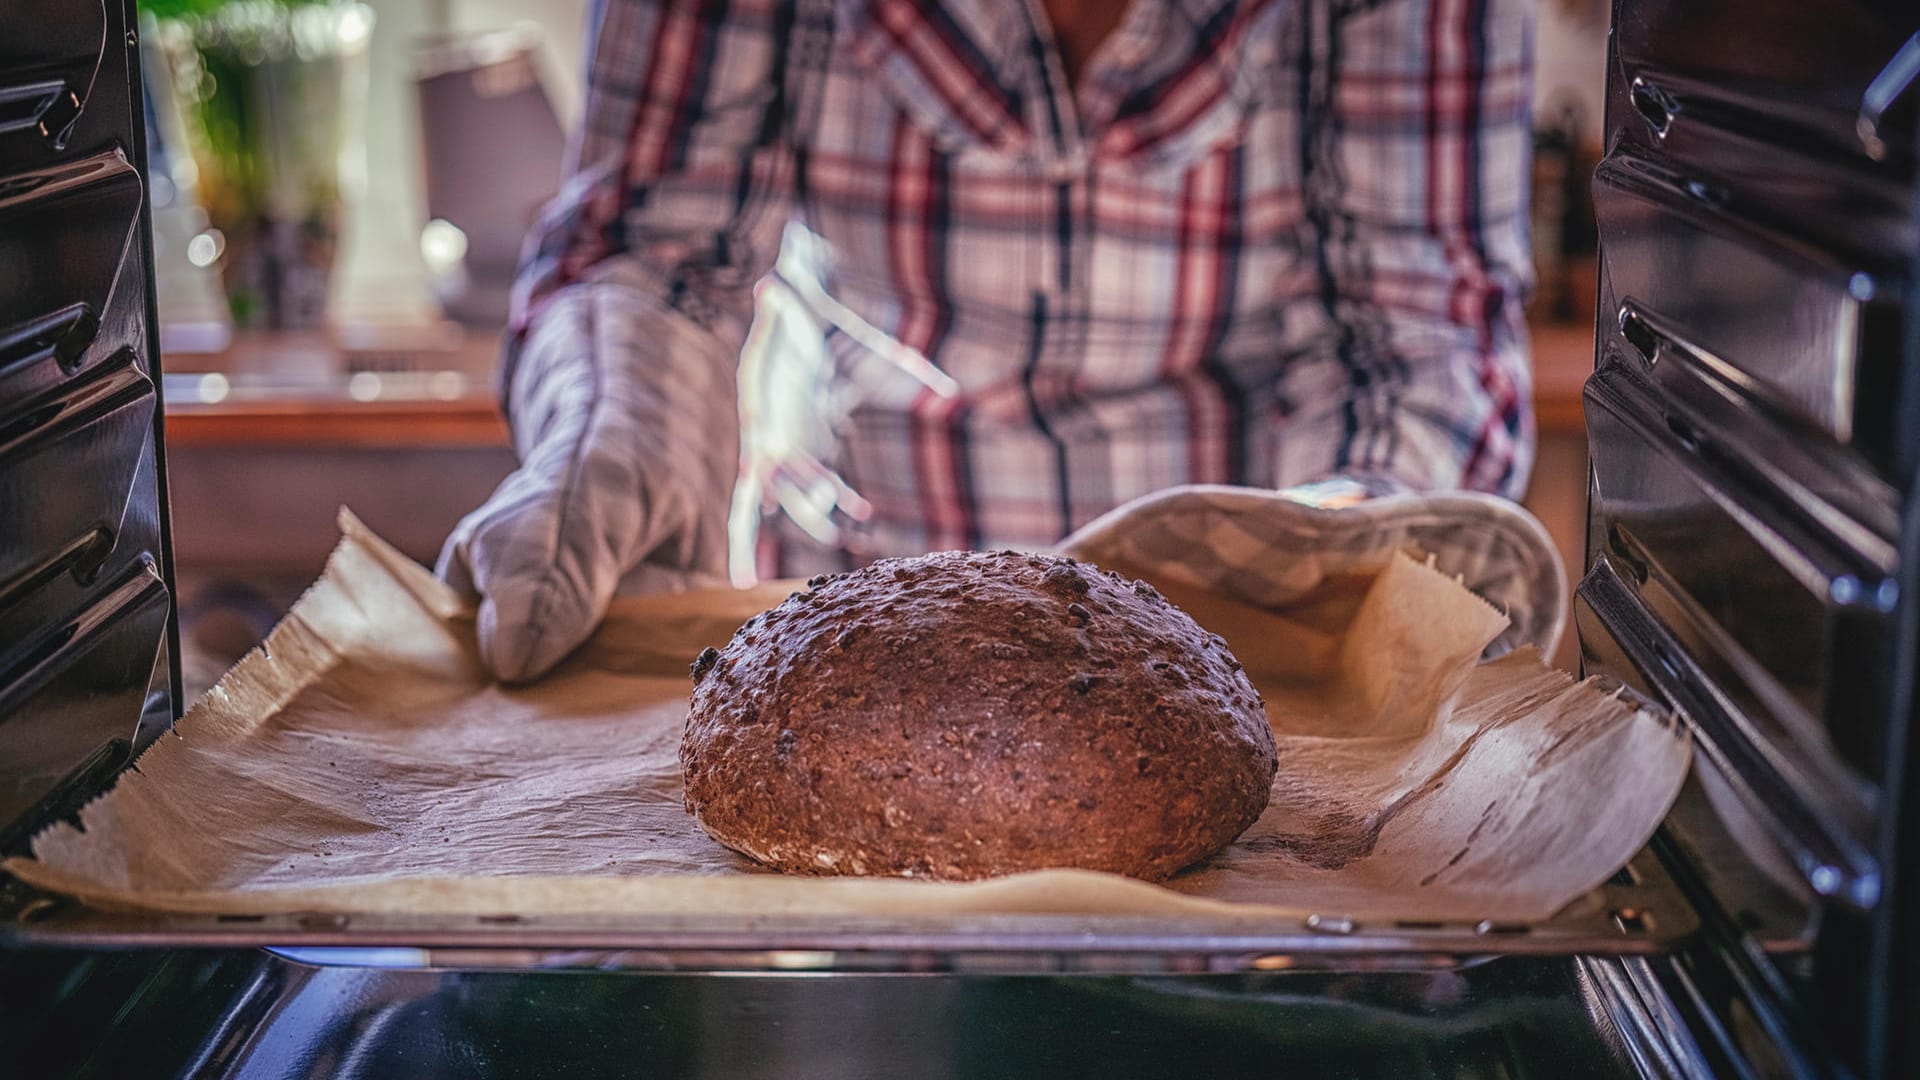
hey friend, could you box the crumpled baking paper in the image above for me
[7,507,1689,923]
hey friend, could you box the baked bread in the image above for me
[681,550,1276,881]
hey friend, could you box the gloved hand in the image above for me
[437,273,739,683]
[1059,482,1567,659]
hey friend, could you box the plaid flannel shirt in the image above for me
[511,0,1535,575]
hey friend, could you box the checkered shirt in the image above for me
[509,0,1536,576]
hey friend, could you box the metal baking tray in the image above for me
[1,841,1716,973]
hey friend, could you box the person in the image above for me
[438,0,1537,682]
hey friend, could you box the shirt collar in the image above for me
[837,0,1288,163]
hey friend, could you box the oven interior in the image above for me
[2,0,1918,1076]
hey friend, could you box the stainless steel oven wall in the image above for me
[1581,2,1919,1076]
[0,0,180,854]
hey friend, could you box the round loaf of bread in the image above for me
[681,550,1276,881]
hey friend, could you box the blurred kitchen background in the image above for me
[144,0,1611,696]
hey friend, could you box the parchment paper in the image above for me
[7,510,1691,922]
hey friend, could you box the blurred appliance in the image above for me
[412,27,566,326]
[3,1,1920,1077]
[1530,97,1600,325]
[137,26,233,355]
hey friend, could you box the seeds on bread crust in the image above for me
[680,550,1276,882]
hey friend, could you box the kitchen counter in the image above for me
[161,321,1598,447]
[1527,321,1597,434]
[161,328,509,448]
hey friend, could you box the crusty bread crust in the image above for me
[682,550,1276,881]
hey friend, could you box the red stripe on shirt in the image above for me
[889,124,972,550]
[1163,150,1232,483]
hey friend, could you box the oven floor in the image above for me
[3,949,1637,1078]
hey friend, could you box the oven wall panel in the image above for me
[1587,2,1920,1075]
[0,0,180,852]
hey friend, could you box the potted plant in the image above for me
[146,0,374,330]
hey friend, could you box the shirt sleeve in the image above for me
[1271,0,1536,499]
[505,0,798,407]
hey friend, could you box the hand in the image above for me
[1059,483,1566,659]
[438,281,738,682]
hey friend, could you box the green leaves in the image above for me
[140,0,330,21]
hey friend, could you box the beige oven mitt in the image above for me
[436,272,741,684]
[1057,484,1567,660]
